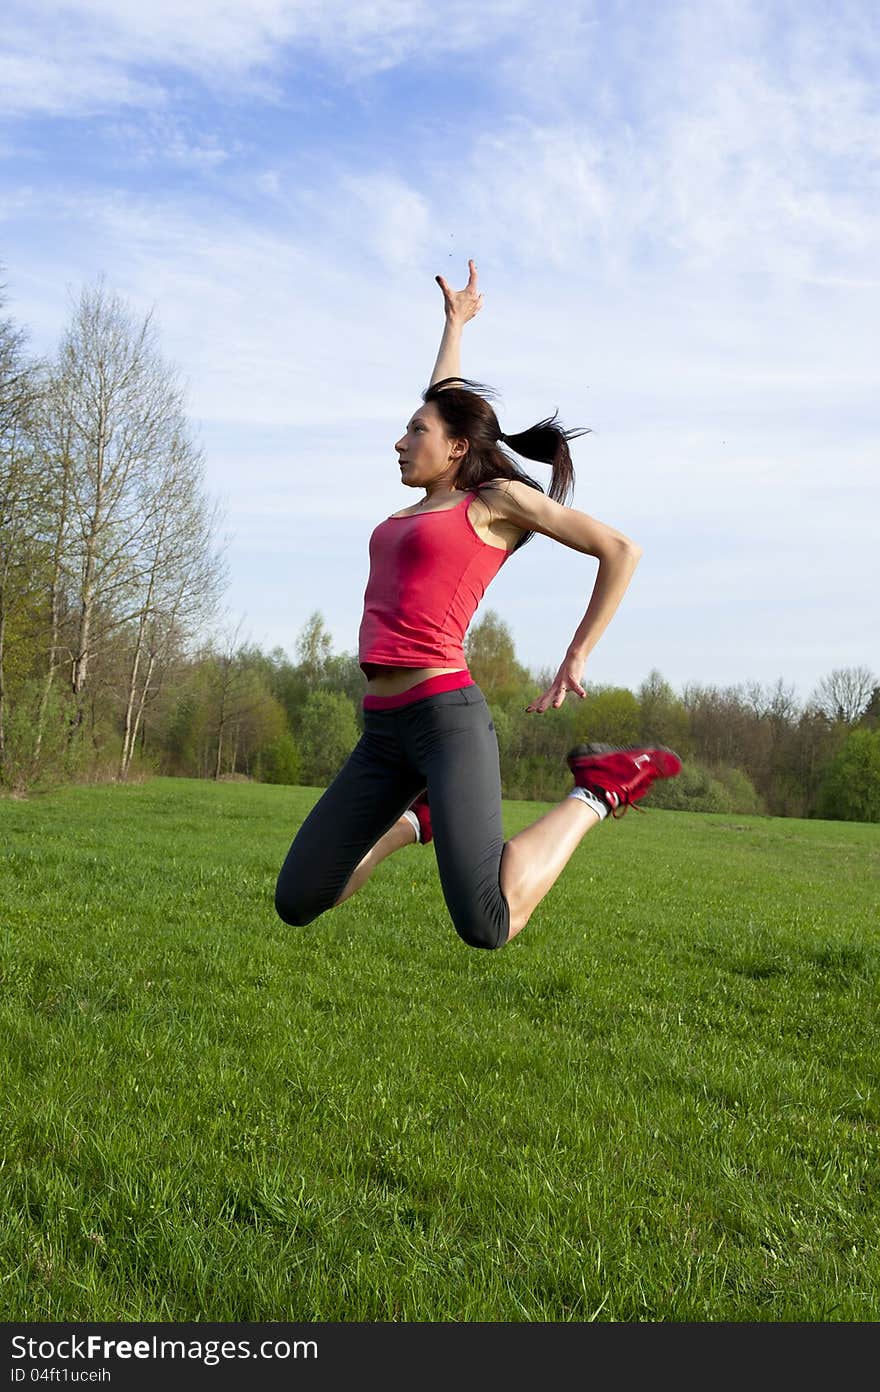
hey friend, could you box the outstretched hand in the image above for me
[525,657,587,714]
[436,258,484,324]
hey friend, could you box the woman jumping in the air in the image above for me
[275,261,681,949]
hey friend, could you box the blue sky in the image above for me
[2,0,877,701]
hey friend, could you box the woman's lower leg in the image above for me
[332,815,416,906]
[329,795,598,934]
[500,797,601,940]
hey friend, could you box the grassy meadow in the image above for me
[1,775,878,1322]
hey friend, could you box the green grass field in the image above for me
[1,776,878,1322]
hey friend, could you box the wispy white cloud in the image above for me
[11,187,442,441]
[478,1,880,292]
[1,0,559,115]
[7,0,877,292]
[105,116,240,170]
[334,174,432,271]
[0,50,162,118]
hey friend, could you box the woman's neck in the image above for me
[417,483,461,507]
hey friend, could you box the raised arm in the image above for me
[429,258,484,386]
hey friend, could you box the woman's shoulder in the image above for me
[473,477,546,520]
[474,477,534,493]
[467,479,534,552]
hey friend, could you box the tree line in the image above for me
[1,273,877,821]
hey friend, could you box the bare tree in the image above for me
[28,368,79,772]
[681,681,772,777]
[743,678,799,727]
[0,275,34,438]
[809,667,878,725]
[46,278,228,768]
[0,281,45,778]
[116,427,229,779]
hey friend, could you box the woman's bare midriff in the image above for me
[364,665,466,697]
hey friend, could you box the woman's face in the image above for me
[395,400,465,490]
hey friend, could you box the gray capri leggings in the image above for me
[274,684,510,949]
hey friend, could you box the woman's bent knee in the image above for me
[451,909,509,951]
[274,879,325,928]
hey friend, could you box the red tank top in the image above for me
[358,490,510,672]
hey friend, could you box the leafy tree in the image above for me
[324,651,368,710]
[639,669,691,755]
[818,729,880,823]
[645,761,734,813]
[465,610,531,704]
[255,731,301,785]
[571,684,640,746]
[296,611,333,687]
[0,676,82,792]
[760,706,844,818]
[0,278,44,784]
[274,614,367,736]
[501,752,570,803]
[710,764,765,816]
[495,696,574,800]
[297,690,359,786]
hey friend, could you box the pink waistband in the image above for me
[362,670,475,711]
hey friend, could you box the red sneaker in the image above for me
[566,743,682,819]
[407,790,433,845]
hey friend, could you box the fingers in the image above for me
[524,690,554,714]
[524,680,583,713]
[436,262,480,304]
[554,684,585,705]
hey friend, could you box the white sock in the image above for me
[401,808,421,842]
[567,786,609,820]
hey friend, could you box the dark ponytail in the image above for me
[423,377,589,550]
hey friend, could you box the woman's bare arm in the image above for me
[481,479,643,713]
[429,259,483,387]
